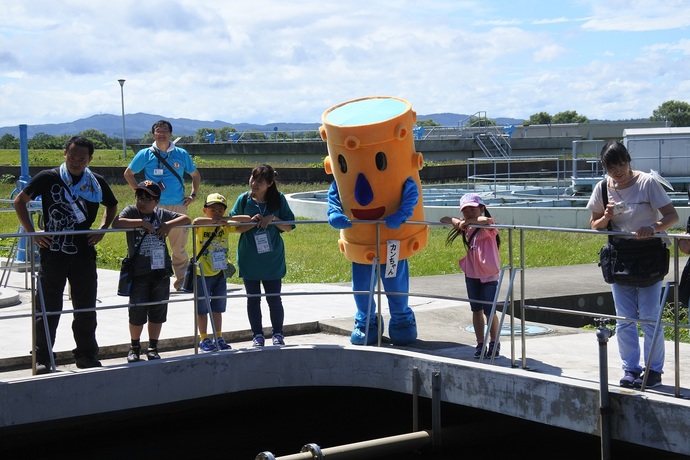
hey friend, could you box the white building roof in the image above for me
[623,127,690,137]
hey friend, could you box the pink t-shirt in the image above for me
[459,218,500,282]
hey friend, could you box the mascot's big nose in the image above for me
[354,173,374,207]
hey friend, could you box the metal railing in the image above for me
[4,219,690,460]
[465,156,571,195]
[2,220,689,397]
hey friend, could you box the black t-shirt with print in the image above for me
[22,167,118,254]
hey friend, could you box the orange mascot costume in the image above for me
[320,96,428,345]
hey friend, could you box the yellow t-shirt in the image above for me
[194,224,237,277]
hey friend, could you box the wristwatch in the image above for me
[190,193,197,199]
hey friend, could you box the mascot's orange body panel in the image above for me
[320,96,428,264]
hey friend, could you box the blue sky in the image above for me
[1,0,689,128]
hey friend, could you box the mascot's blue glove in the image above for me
[385,212,406,229]
[329,212,352,229]
[385,177,419,229]
[327,181,353,229]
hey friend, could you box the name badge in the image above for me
[385,240,400,278]
[254,231,271,254]
[211,250,227,271]
[71,201,86,223]
[150,246,165,270]
[154,168,164,176]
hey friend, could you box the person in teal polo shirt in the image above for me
[124,120,201,291]
[230,164,295,347]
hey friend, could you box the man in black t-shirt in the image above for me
[14,136,118,374]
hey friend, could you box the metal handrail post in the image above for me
[520,228,527,369]
[487,267,519,364]
[673,244,682,397]
[412,366,420,432]
[376,222,382,347]
[431,371,442,452]
[191,233,199,353]
[507,227,516,367]
[477,268,503,364]
[596,318,615,460]
[640,282,671,391]
[35,273,56,373]
[363,258,378,346]
[481,267,505,363]
[29,234,41,374]
[197,262,218,344]
[0,227,19,288]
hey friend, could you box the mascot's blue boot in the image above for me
[350,320,383,345]
[388,314,418,345]
[350,261,417,345]
[382,260,417,345]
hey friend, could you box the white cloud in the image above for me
[0,0,689,129]
[581,0,690,31]
[533,44,568,63]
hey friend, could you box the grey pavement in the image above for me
[1,261,690,399]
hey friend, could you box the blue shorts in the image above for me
[465,277,498,315]
[196,272,228,315]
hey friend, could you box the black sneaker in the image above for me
[473,342,485,359]
[634,370,662,389]
[146,348,160,360]
[127,346,141,363]
[75,355,102,369]
[620,371,640,388]
[487,341,501,358]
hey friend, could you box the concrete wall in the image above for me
[4,159,587,186]
[126,121,665,164]
[130,137,580,164]
[1,346,688,455]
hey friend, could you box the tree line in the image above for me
[526,100,690,127]
[0,126,323,150]
[1,100,688,150]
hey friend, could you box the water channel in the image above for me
[3,387,686,459]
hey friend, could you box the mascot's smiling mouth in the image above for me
[352,207,385,220]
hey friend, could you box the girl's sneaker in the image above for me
[487,341,500,358]
[252,335,265,347]
[473,343,485,359]
[272,334,285,346]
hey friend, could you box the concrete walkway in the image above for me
[1,261,690,400]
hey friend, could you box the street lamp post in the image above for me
[118,79,126,160]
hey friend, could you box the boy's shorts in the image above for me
[196,272,228,315]
[128,272,170,325]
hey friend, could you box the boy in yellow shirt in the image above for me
[191,193,249,351]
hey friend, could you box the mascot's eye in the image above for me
[375,151,387,171]
[338,154,348,173]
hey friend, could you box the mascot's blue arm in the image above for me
[384,176,419,229]
[327,181,353,229]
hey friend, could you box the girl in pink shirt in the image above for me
[441,193,501,359]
